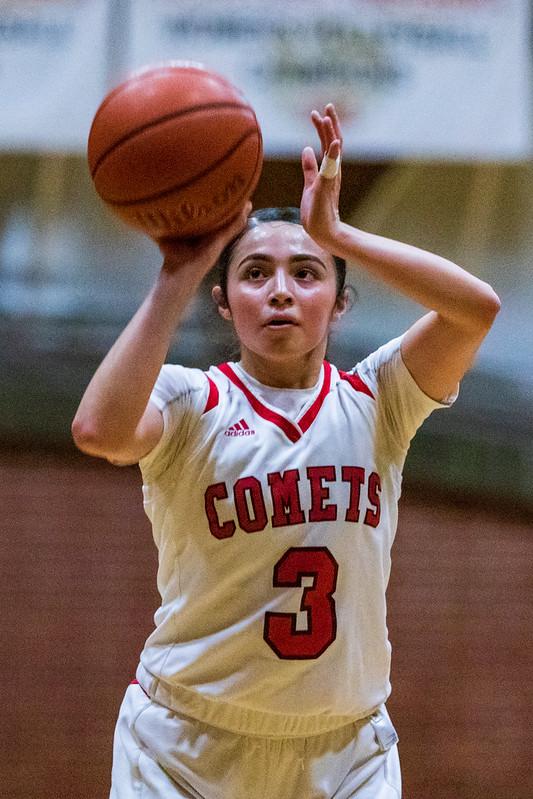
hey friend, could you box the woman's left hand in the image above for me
[300,103,343,249]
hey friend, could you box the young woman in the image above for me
[72,105,500,799]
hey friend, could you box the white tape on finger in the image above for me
[319,154,341,179]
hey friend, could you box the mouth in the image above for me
[264,317,298,328]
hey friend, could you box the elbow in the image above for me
[71,413,87,451]
[71,415,107,458]
[481,285,501,327]
[71,413,135,463]
[473,284,501,330]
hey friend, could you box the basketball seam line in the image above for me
[103,129,261,207]
[89,102,256,178]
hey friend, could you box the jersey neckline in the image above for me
[216,361,333,443]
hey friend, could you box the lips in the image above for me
[264,316,298,327]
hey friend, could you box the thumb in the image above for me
[220,200,252,245]
[206,200,252,250]
[301,146,318,188]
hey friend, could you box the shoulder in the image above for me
[151,364,213,413]
[335,337,404,401]
[354,337,403,379]
[139,365,221,476]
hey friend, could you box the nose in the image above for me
[268,268,294,305]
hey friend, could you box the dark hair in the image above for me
[217,207,347,300]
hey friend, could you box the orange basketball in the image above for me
[87,62,263,238]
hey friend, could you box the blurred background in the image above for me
[1,2,531,798]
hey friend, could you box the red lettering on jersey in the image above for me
[264,547,338,659]
[206,466,382,538]
[364,471,382,528]
[234,476,268,533]
[341,466,366,522]
[205,483,236,539]
[268,469,306,527]
[307,466,337,522]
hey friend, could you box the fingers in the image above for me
[301,145,319,188]
[311,103,343,157]
[319,146,341,179]
[210,200,252,249]
[311,110,328,157]
[156,200,251,258]
[325,103,342,145]
[214,200,252,238]
[234,200,253,229]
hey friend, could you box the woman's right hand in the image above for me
[155,201,252,277]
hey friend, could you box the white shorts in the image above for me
[110,683,401,799]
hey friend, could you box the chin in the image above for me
[261,344,323,363]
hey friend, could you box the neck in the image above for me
[239,347,326,388]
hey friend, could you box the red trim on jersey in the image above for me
[339,370,375,400]
[217,363,301,442]
[203,375,220,414]
[129,678,150,698]
[217,362,333,442]
[299,361,332,432]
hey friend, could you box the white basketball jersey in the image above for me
[135,337,453,736]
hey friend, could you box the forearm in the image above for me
[72,267,203,451]
[72,203,251,457]
[326,222,500,329]
[301,105,499,329]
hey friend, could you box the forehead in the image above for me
[230,221,332,266]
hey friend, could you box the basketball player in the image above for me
[72,105,500,798]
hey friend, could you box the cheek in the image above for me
[225,289,258,327]
[301,287,339,322]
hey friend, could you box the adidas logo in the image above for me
[224,418,256,437]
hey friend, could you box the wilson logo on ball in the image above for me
[179,174,247,220]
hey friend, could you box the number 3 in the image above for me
[264,547,338,659]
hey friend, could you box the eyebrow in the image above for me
[238,253,327,268]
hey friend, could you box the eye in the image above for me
[295,265,318,280]
[246,265,265,280]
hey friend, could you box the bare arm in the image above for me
[301,106,500,401]
[71,207,250,464]
[324,222,500,400]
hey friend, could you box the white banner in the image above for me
[129,0,531,160]
[0,0,109,152]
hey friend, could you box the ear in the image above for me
[331,289,349,322]
[212,285,232,321]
